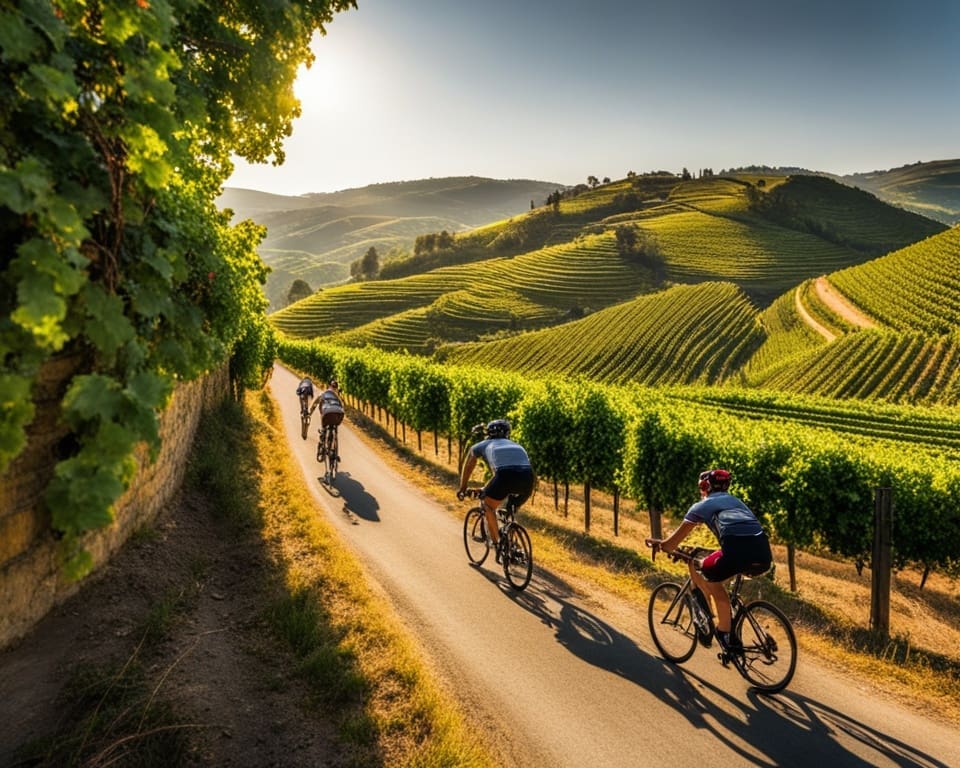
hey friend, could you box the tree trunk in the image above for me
[648,505,663,539]
[584,481,591,532]
[613,488,620,536]
[787,543,797,592]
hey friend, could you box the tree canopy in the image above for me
[0,0,356,576]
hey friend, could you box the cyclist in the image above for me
[296,377,315,415]
[312,379,345,457]
[457,419,535,557]
[645,469,772,649]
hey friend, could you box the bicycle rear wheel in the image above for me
[648,582,698,663]
[463,507,490,565]
[300,410,310,440]
[733,600,797,693]
[502,523,533,591]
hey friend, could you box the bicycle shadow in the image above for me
[489,569,951,767]
[326,471,380,522]
[660,665,951,767]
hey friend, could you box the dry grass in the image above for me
[346,404,960,724]
[247,392,496,767]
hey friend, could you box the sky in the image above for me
[227,0,960,196]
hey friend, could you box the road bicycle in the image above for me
[298,394,311,440]
[646,542,797,693]
[460,488,533,591]
[316,423,340,484]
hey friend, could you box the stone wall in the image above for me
[0,363,230,648]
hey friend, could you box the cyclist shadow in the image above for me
[664,666,949,767]
[478,569,949,766]
[326,472,381,522]
[500,570,665,688]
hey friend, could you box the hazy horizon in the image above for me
[227,0,960,196]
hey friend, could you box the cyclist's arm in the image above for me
[647,520,698,553]
[458,452,478,495]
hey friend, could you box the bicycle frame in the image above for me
[646,543,797,693]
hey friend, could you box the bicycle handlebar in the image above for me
[457,488,483,501]
[645,541,709,564]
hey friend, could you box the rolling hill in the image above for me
[218,177,564,309]
[839,159,960,225]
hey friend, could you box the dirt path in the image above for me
[795,277,878,341]
[813,276,878,329]
[794,283,836,341]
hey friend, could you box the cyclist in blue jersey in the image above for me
[646,469,772,649]
[457,420,535,552]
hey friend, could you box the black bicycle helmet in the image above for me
[485,419,511,439]
[699,468,731,493]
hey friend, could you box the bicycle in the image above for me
[646,542,797,693]
[316,423,340,484]
[460,488,533,591]
[298,394,311,440]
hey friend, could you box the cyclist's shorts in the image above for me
[483,466,534,507]
[321,406,344,428]
[700,533,772,582]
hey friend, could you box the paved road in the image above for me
[273,364,959,768]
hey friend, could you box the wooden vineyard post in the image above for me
[870,487,893,636]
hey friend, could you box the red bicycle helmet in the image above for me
[699,468,731,494]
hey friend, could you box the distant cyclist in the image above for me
[296,377,315,415]
[645,469,772,649]
[457,420,535,552]
[312,379,344,444]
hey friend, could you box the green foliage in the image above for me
[1,0,355,576]
[277,337,960,581]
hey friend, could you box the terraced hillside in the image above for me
[280,232,654,352]
[438,282,763,386]
[272,173,950,399]
[743,227,960,404]
[827,227,960,333]
[219,177,562,309]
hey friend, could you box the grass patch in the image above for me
[14,651,198,767]
[235,390,495,767]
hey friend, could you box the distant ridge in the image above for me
[217,177,564,309]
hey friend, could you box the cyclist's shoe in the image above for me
[717,630,742,653]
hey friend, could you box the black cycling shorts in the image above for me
[700,533,772,582]
[483,466,535,507]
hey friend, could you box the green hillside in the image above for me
[275,231,655,351]
[438,282,763,386]
[739,227,960,404]
[218,177,563,309]
[271,171,955,403]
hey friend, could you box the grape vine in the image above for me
[1,0,356,577]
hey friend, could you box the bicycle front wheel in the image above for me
[502,523,533,591]
[327,430,339,481]
[463,507,490,565]
[733,600,797,693]
[648,582,698,663]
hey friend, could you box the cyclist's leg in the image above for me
[481,496,502,545]
[692,554,732,632]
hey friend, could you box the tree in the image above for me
[0,0,357,577]
[287,279,313,306]
[587,175,600,188]
[361,246,380,279]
